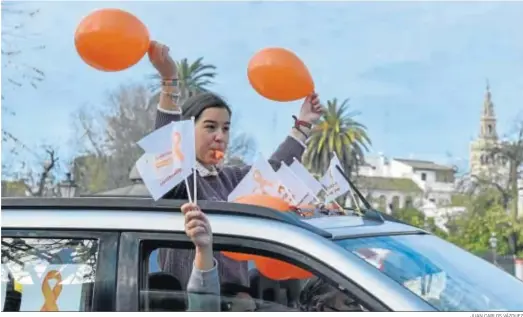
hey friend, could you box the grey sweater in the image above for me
[155,108,306,300]
[186,259,221,311]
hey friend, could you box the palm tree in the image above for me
[149,57,217,106]
[303,98,371,176]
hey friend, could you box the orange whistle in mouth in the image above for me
[213,150,225,160]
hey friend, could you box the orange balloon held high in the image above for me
[248,47,314,102]
[75,8,150,72]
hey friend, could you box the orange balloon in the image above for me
[221,194,312,280]
[234,194,291,212]
[221,195,290,261]
[221,251,256,262]
[75,8,150,72]
[255,256,313,281]
[248,47,314,102]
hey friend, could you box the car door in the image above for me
[116,230,390,312]
[1,229,119,312]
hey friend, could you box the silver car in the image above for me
[2,197,523,312]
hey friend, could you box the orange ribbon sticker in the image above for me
[40,270,63,312]
[154,131,185,170]
[171,131,184,162]
[252,169,274,195]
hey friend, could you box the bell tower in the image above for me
[479,80,498,140]
[469,80,500,177]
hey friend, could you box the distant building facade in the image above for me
[468,82,522,217]
[469,83,510,181]
[355,154,456,213]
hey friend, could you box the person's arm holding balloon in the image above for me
[148,41,183,129]
[227,93,324,185]
[269,92,324,166]
[290,92,323,144]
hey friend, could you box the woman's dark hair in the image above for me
[181,92,232,121]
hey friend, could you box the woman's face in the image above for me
[195,107,231,165]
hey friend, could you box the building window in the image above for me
[435,171,454,183]
[378,195,386,211]
[421,173,427,181]
[392,196,400,210]
[405,196,413,208]
[487,124,492,135]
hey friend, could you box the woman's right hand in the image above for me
[148,40,177,79]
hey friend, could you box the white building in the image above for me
[356,154,456,212]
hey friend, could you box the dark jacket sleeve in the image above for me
[155,109,182,129]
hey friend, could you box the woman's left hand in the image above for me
[182,203,212,250]
[298,92,325,125]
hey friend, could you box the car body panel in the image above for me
[302,216,424,238]
[1,205,435,311]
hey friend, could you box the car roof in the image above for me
[301,216,424,239]
[1,197,425,239]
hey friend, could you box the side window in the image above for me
[1,236,99,312]
[138,240,369,312]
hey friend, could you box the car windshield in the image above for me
[336,234,523,311]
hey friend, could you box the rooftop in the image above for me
[394,159,454,171]
[356,176,422,193]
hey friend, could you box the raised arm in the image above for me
[228,93,324,183]
[147,41,191,200]
[148,41,183,130]
[269,93,323,166]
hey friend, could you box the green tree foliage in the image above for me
[303,98,371,176]
[446,189,523,257]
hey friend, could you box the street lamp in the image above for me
[58,172,77,198]
[489,232,498,266]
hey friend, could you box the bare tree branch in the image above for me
[33,149,58,196]
[1,2,47,175]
